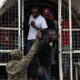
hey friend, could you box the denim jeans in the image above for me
[26,39,35,77]
[40,66,51,80]
[26,39,35,53]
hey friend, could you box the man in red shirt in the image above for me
[62,19,73,78]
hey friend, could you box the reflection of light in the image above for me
[0,0,7,8]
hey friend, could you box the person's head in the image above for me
[43,8,50,19]
[46,29,58,42]
[50,10,55,20]
[31,7,39,18]
[11,49,23,61]
[49,14,54,20]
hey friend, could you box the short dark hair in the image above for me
[46,28,57,34]
[31,7,39,12]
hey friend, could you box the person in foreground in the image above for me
[6,30,42,80]
[32,29,59,80]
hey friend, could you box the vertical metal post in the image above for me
[75,66,78,80]
[69,0,73,80]
[58,0,63,80]
[18,0,21,50]
[22,0,24,51]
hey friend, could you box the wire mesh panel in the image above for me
[61,1,70,80]
[0,4,18,50]
[0,2,18,62]
[72,3,80,80]
[0,1,19,79]
[0,0,22,79]
[0,66,8,80]
[61,0,80,80]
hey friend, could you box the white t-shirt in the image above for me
[27,15,48,40]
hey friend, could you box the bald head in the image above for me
[31,7,39,18]
[46,29,58,41]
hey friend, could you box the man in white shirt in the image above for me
[27,7,48,53]
[26,7,48,80]
[27,8,47,40]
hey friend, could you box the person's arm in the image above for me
[31,21,40,30]
[31,17,48,31]
[41,18,48,29]
[25,30,42,64]
[23,31,42,65]
[24,39,39,65]
[13,31,41,71]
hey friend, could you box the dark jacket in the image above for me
[32,38,53,69]
[46,19,55,30]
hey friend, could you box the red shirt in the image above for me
[0,25,12,47]
[62,20,73,45]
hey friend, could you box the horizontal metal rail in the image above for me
[62,29,80,31]
[62,50,80,53]
[0,63,7,66]
[0,27,18,30]
[0,50,12,53]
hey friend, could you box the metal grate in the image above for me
[61,0,80,80]
[0,66,8,80]
[0,53,11,63]
[0,2,18,62]
[0,2,18,50]
[0,1,19,80]
[61,1,70,80]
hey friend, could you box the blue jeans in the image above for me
[26,40,35,53]
[26,40,35,77]
[40,66,51,80]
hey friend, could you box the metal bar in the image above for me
[0,28,18,30]
[0,63,7,66]
[75,66,78,80]
[62,29,80,31]
[0,49,79,54]
[63,50,80,54]
[0,50,12,53]
[69,0,73,80]
[18,0,21,50]
[58,0,63,80]
[72,50,80,53]
[21,0,24,51]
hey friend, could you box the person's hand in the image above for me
[31,21,35,27]
[36,30,42,40]
[37,67,43,76]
